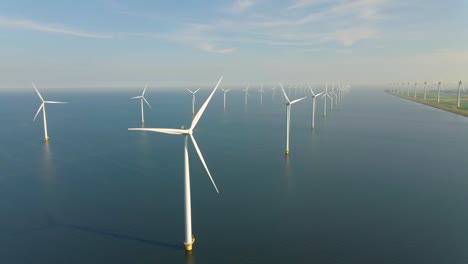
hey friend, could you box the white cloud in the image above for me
[0,17,112,39]
[229,0,256,14]
[198,43,236,54]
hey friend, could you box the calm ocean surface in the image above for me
[1,87,468,263]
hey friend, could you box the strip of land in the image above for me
[386,92,468,117]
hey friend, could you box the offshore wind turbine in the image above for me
[322,84,328,117]
[131,83,152,124]
[128,76,223,252]
[279,83,306,156]
[186,88,200,116]
[309,85,324,129]
[221,87,231,110]
[243,85,250,105]
[32,83,67,142]
[259,84,264,104]
[271,86,276,102]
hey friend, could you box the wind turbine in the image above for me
[414,82,417,98]
[279,83,306,156]
[322,84,333,117]
[243,85,250,105]
[271,86,276,102]
[423,81,427,100]
[32,83,67,142]
[436,81,442,103]
[259,84,264,104]
[186,88,200,116]
[128,76,223,252]
[309,85,324,129]
[131,83,152,124]
[456,80,464,108]
[221,87,231,110]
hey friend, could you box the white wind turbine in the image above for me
[279,83,307,156]
[271,86,276,102]
[128,76,223,252]
[32,83,67,142]
[309,85,325,129]
[221,87,231,110]
[259,84,264,104]
[321,84,332,117]
[186,88,200,116]
[436,81,442,103]
[243,85,250,105]
[131,83,152,124]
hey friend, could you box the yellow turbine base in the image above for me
[44,138,49,142]
[184,236,195,251]
[285,150,289,156]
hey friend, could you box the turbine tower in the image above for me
[128,76,223,252]
[221,87,231,110]
[186,88,200,116]
[279,83,306,156]
[309,85,324,129]
[32,83,67,142]
[423,81,427,100]
[414,82,417,98]
[131,83,152,124]
[456,80,464,108]
[436,81,442,103]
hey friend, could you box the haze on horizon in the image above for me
[0,0,467,90]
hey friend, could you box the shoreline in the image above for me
[386,92,468,117]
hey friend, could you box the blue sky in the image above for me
[0,0,467,89]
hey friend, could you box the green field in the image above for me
[386,90,468,117]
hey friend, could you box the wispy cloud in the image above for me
[287,0,329,10]
[228,0,256,14]
[198,43,236,54]
[0,17,112,39]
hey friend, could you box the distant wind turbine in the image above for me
[243,85,250,105]
[414,82,417,98]
[259,84,264,104]
[456,80,464,108]
[221,87,231,110]
[423,81,427,100]
[309,85,324,129]
[436,81,442,103]
[131,83,152,124]
[279,83,307,156]
[128,76,223,252]
[32,83,67,142]
[186,88,200,116]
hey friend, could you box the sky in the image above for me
[0,0,467,90]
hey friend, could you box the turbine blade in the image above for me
[33,103,44,121]
[32,82,45,102]
[131,96,142,99]
[290,96,307,104]
[221,87,225,92]
[190,134,219,193]
[190,76,223,130]
[316,91,325,97]
[187,88,194,93]
[309,88,316,96]
[279,83,290,103]
[194,89,200,94]
[226,89,231,92]
[128,128,187,135]
[142,97,152,108]
[45,101,67,104]
[142,83,148,96]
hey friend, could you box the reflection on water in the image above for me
[283,157,294,191]
[41,142,55,182]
